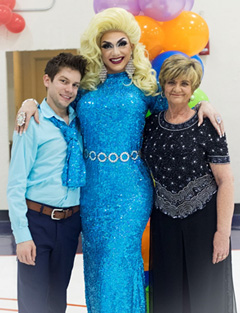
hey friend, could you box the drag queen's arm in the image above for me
[15,89,83,134]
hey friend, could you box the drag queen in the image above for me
[16,8,224,313]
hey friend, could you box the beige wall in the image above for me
[193,0,240,204]
[0,52,10,210]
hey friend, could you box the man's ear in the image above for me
[43,74,50,88]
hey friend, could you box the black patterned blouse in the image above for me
[142,111,230,219]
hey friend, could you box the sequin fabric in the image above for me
[142,111,230,219]
[49,116,86,188]
[76,72,165,313]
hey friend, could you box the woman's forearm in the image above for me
[210,163,234,263]
[216,179,234,237]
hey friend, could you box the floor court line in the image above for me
[0,297,87,312]
[0,251,239,312]
[0,223,239,313]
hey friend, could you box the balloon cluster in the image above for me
[93,0,210,104]
[0,0,25,33]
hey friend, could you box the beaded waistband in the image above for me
[84,149,139,163]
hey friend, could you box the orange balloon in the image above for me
[141,219,150,271]
[161,11,209,57]
[135,15,165,61]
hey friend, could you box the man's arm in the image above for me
[7,120,38,264]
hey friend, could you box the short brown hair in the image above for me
[159,54,202,93]
[44,52,87,82]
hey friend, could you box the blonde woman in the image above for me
[16,8,224,313]
[142,54,236,313]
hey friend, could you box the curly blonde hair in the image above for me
[79,7,158,96]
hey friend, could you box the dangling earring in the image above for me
[160,91,165,98]
[125,56,135,79]
[190,94,195,101]
[99,64,107,83]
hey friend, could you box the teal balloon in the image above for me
[188,88,209,108]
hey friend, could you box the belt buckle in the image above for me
[51,208,64,220]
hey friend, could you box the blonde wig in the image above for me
[159,54,203,93]
[80,7,158,96]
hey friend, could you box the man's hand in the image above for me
[17,240,36,266]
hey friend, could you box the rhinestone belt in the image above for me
[84,149,139,163]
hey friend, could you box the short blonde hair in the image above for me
[80,7,158,96]
[159,54,203,93]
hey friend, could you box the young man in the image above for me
[7,53,87,313]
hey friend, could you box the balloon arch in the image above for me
[0,0,25,33]
[93,0,209,59]
[93,0,210,107]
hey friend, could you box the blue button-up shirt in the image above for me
[7,99,82,244]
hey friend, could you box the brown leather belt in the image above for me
[26,199,80,220]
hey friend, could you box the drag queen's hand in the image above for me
[197,101,224,137]
[15,99,39,135]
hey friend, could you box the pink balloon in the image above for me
[0,0,16,10]
[184,0,194,11]
[6,12,25,33]
[139,0,186,21]
[93,0,141,16]
[0,4,12,25]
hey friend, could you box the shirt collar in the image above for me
[40,98,77,123]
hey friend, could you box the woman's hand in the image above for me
[15,99,39,135]
[197,101,224,137]
[212,230,230,264]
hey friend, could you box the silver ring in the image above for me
[216,116,222,124]
[89,151,97,161]
[120,152,130,162]
[131,150,139,161]
[108,152,118,163]
[17,112,26,127]
[97,152,107,162]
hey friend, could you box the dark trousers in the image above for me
[17,205,81,313]
[149,194,236,313]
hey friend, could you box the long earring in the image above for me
[99,64,107,83]
[125,56,135,79]
[160,91,165,98]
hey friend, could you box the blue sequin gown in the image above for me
[76,72,166,313]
